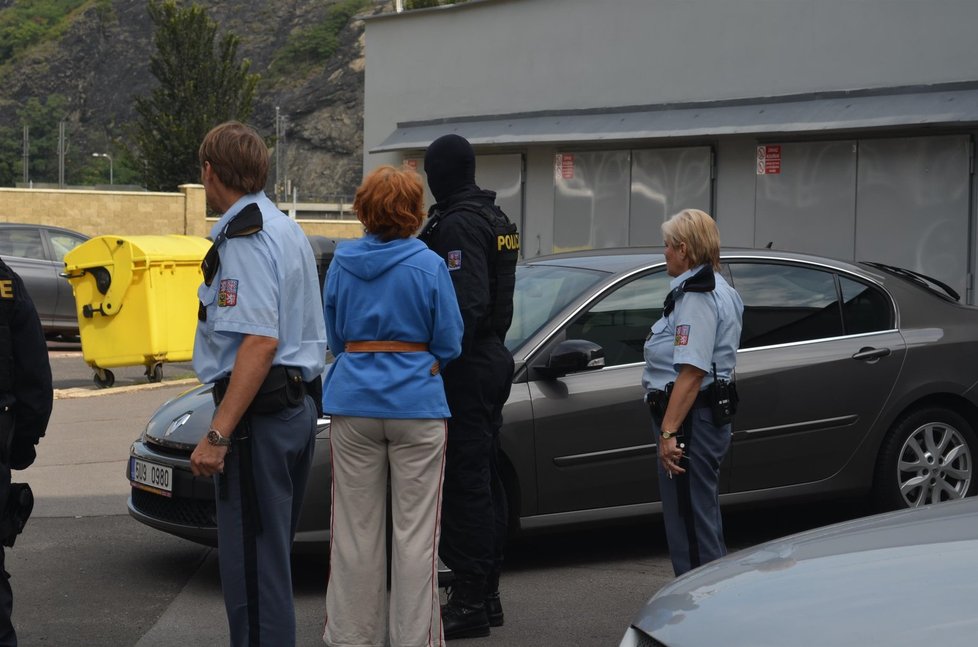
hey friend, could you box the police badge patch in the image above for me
[447,250,462,271]
[218,279,238,307]
[675,324,690,346]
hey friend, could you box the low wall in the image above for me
[0,185,363,240]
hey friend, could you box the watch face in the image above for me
[208,429,230,445]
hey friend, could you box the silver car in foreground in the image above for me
[620,496,978,647]
[128,248,978,549]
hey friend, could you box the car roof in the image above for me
[0,222,88,236]
[524,246,878,279]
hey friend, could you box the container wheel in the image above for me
[147,363,163,383]
[94,369,115,389]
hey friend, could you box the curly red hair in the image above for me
[354,165,425,241]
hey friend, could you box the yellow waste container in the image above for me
[63,235,212,388]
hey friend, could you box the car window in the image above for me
[839,275,892,333]
[49,231,87,263]
[506,264,606,352]
[729,262,843,348]
[0,228,44,260]
[565,271,671,366]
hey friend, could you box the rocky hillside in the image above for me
[0,0,390,198]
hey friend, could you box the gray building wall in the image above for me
[363,0,978,300]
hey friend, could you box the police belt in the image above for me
[645,388,711,421]
[212,365,314,414]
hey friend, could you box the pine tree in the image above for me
[134,0,259,191]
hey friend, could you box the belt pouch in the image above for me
[213,366,306,414]
[707,380,739,426]
[250,365,292,413]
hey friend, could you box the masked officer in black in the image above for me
[418,134,519,640]
[0,257,53,646]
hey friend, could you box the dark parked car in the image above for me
[128,248,978,550]
[619,496,978,647]
[0,222,88,339]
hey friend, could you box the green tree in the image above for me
[0,94,70,187]
[133,0,259,191]
[273,0,369,72]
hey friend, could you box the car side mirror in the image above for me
[535,339,605,378]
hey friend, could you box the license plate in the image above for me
[129,457,173,497]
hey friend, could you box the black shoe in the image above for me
[485,591,504,627]
[442,599,490,639]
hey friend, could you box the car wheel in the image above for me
[873,407,977,511]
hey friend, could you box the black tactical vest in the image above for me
[442,200,520,339]
[0,281,14,395]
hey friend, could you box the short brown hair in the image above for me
[354,165,425,241]
[198,121,269,194]
[661,208,722,270]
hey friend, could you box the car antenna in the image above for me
[765,241,773,249]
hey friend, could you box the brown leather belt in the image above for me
[345,341,429,352]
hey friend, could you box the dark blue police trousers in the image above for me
[214,397,317,647]
[655,407,732,576]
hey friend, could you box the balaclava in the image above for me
[424,134,476,203]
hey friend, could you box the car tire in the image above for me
[873,407,978,511]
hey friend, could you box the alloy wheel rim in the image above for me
[897,421,973,507]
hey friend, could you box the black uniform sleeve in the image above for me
[426,214,493,355]
[9,271,53,470]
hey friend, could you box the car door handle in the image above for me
[851,347,891,361]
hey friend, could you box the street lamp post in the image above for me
[92,152,113,185]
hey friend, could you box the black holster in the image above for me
[0,483,33,547]
[213,365,318,414]
[0,409,12,466]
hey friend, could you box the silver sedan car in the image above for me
[128,248,978,549]
[620,497,978,647]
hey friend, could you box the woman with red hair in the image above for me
[322,165,462,647]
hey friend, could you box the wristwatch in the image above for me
[206,428,231,447]
[660,430,678,440]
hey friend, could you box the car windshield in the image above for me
[505,263,607,352]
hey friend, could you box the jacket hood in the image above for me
[333,234,428,281]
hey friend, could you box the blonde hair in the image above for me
[661,208,721,270]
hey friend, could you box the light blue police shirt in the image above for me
[193,192,327,384]
[641,264,744,392]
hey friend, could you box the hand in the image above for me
[659,435,686,476]
[190,437,229,477]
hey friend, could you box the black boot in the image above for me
[441,575,490,639]
[484,591,504,627]
[485,570,503,627]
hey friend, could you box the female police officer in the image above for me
[642,208,743,576]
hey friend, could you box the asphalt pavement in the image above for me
[6,343,863,646]
[16,346,667,646]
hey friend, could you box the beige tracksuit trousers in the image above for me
[324,416,447,647]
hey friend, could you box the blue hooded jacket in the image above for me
[321,234,463,419]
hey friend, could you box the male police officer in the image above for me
[0,257,53,646]
[419,134,519,639]
[190,122,327,647]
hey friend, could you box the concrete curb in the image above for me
[54,377,200,400]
